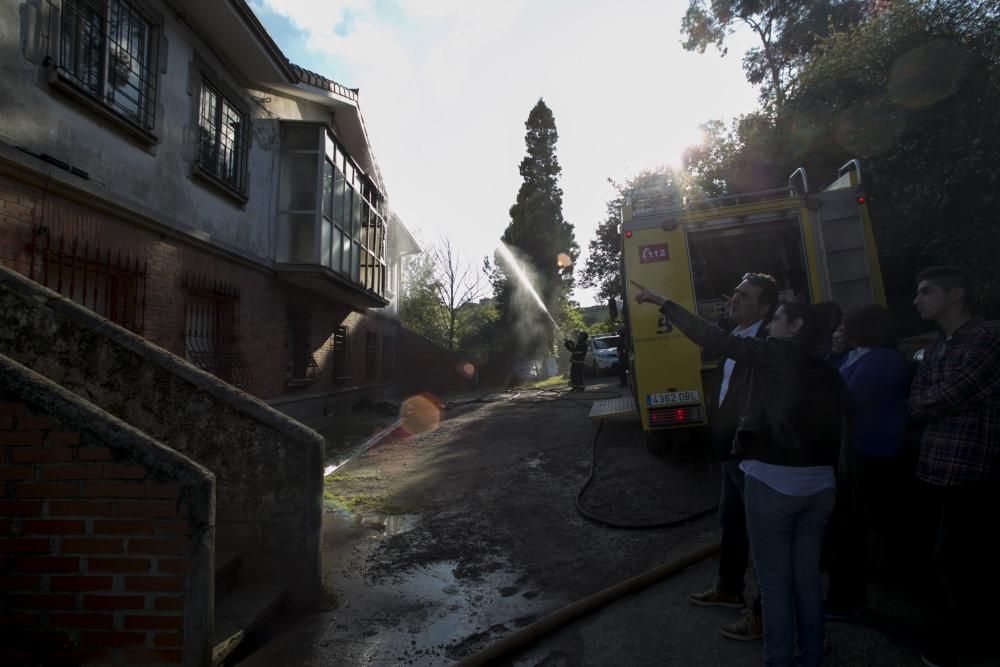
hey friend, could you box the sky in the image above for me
[249,0,763,307]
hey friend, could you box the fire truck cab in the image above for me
[619,160,885,434]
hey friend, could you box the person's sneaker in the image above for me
[719,608,764,641]
[688,586,745,608]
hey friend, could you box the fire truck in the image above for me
[618,160,885,434]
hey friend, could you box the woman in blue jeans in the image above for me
[633,283,842,667]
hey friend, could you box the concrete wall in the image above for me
[0,264,324,609]
[0,354,214,667]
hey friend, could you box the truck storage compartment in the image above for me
[687,216,811,329]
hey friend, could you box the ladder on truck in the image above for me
[810,160,882,307]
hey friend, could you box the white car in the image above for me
[585,334,620,377]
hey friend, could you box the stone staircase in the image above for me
[0,263,323,665]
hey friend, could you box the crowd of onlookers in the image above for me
[633,266,999,667]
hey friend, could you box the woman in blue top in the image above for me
[633,281,842,667]
[825,304,909,619]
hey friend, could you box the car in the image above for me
[585,334,620,377]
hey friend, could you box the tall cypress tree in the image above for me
[492,99,578,363]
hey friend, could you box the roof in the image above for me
[288,64,359,102]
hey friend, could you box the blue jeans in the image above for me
[744,475,835,667]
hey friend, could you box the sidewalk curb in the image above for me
[323,418,403,477]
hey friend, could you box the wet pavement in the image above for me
[235,379,992,667]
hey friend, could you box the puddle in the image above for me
[357,512,418,536]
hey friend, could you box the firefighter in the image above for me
[564,331,588,391]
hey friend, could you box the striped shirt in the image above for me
[909,317,1000,486]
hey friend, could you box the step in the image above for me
[211,584,287,666]
[215,552,242,596]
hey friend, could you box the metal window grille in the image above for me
[332,326,348,380]
[26,225,146,334]
[56,0,158,131]
[198,80,248,194]
[286,310,319,382]
[365,332,377,381]
[183,274,250,390]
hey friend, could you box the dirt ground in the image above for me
[235,378,985,666]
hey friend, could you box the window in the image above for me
[276,123,388,300]
[198,80,249,195]
[57,0,158,132]
[183,275,250,390]
[381,334,394,381]
[332,325,348,380]
[286,310,319,383]
[26,226,147,334]
[365,332,377,381]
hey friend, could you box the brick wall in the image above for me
[0,355,213,667]
[0,173,401,407]
[398,328,477,397]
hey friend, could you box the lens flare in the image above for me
[399,394,441,436]
[457,362,475,379]
[556,252,572,268]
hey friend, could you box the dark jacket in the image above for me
[564,339,586,363]
[705,318,769,459]
[661,301,843,468]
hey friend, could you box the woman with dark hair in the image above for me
[632,283,842,667]
[825,304,909,619]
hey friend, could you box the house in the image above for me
[1,0,422,420]
[0,0,458,664]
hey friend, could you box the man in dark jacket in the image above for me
[687,273,779,641]
[564,331,588,391]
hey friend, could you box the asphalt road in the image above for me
[235,378,968,667]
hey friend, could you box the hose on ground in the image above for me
[452,540,722,667]
[575,419,719,529]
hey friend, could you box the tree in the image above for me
[492,99,578,361]
[430,237,486,351]
[681,0,866,107]
[400,238,488,351]
[399,251,448,348]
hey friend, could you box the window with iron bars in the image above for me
[183,275,251,390]
[26,226,147,334]
[365,332,377,381]
[55,0,159,132]
[198,80,249,196]
[286,309,319,384]
[332,326,349,380]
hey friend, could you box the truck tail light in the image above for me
[648,405,703,427]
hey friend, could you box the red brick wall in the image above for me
[398,328,476,397]
[0,402,193,666]
[0,173,400,404]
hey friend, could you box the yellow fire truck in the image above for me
[619,160,885,434]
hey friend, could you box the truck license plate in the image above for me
[647,390,700,406]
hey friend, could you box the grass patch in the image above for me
[322,480,413,515]
[523,375,570,390]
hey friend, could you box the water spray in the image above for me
[495,241,561,333]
